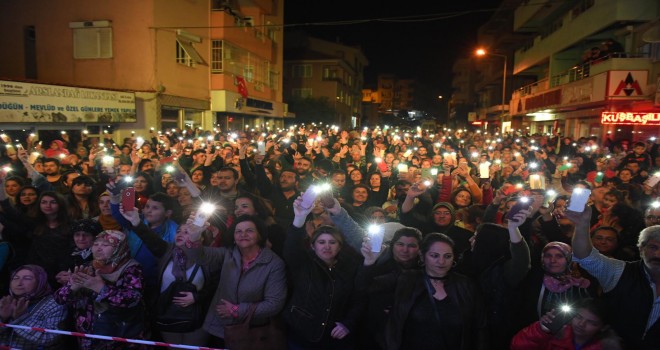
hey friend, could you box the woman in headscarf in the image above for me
[54,230,145,350]
[119,208,221,347]
[514,241,598,334]
[95,191,122,231]
[0,264,68,349]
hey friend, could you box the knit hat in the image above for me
[382,222,406,244]
[432,202,455,216]
[71,219,103,237]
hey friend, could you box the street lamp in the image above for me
[475,48,508,122]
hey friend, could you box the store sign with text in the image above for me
[0,80,136,123]
[601,111,660,125]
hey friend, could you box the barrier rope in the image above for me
[0,322,226,349]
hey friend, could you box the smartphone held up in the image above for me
[121,187,136,212]
[567,187,591,212]
[542,304,575,334]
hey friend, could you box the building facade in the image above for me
[283,32,368,127]
[509,0,660,140]
[0,0,286,142]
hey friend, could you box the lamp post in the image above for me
[475,48,508,123]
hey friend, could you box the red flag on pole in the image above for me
[236,76,248,98]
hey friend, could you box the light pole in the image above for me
[475,48,508,123]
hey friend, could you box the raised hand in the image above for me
[360,240,380,266]
[406,181,427,198]
[508,208,531,228]
[119,204,141,227]
[0,296,14,321]
[12,297,29,319]
[561,205,592,229]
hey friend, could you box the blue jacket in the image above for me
[110,203,178,290]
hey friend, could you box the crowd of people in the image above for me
[0,124,657,350]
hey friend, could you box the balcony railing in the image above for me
[514,52,650,98]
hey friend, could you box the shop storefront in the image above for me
[0,79,136,147]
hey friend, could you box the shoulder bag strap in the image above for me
[240,303,259,325]
[187,264,201,283]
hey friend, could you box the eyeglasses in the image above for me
[646,215,659,221]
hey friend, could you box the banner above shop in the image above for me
[601,111,660,126]
[0,80,136,123]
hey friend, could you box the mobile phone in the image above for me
[377,160,388,173]
[542,189,557,208]
[542,305,576,334]
[502,183,517,196]
[506,196,530,220]
[567,188,591,212]
[160,156,176,164]
[121,187,136,211]
[644,172,660,188]
[421,168,431,179]
[368,225,384,253]
[558,163,572,171]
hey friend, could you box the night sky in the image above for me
[284,0,504,98]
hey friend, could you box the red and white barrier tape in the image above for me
[0,322,225,349]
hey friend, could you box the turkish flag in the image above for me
[236,76,248,98]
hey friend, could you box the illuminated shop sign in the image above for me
[0,80,136,123]
[601,112,660,125]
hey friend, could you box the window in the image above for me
[244,65,254,82]
[268,70,279,89]
[211,40,222,72]
[292,88,312,98]
[292,64,312,78]
[72,27,112,59]
[337,89,344,102]
[176,32,206,67]
[243,17,254,27]
[323,67,338,79]
[176,41,194,67]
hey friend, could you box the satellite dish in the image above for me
[642,22,660,43]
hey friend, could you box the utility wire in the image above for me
[152,8,500,29]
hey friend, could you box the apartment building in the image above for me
[283,32,368,127]
[509,0,660,140]
[0,0,285,142]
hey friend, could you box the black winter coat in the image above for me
[283,225,364,345]
[379,269,488,350]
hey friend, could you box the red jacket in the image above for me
[511,322,603,350]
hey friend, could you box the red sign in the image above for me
[601,112,660,125]
[235,76,248,98]
[525,89,562,110]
